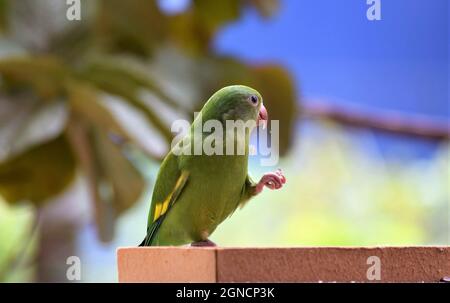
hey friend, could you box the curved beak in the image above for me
[258,103,268,128]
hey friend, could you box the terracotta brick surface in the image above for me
[216,247,450,282]
[117,247,216,282]
[117,246,450,283]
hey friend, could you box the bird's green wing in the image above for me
[142,152,189,246]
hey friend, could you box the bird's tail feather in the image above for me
[138,218,161,246]
[138,237,146,247]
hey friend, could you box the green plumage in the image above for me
[141,85,263,246]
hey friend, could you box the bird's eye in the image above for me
[248,95,258,106]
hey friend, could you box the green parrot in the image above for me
[140,85,286,246]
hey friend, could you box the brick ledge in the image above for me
[117,246,450,283]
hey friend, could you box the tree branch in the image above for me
[301,101,450,141]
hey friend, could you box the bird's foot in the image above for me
[255,169,286,194]
[191,239,217,247]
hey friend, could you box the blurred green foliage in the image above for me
[0,197,36,282]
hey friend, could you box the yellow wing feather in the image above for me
[152,170,189,223]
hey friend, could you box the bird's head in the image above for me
[200,85,268,128]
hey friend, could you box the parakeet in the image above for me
[140,85,286,246]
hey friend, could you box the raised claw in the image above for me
[255,170,287,194]
[275,168,286,184]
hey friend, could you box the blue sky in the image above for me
[214,0,449,119]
